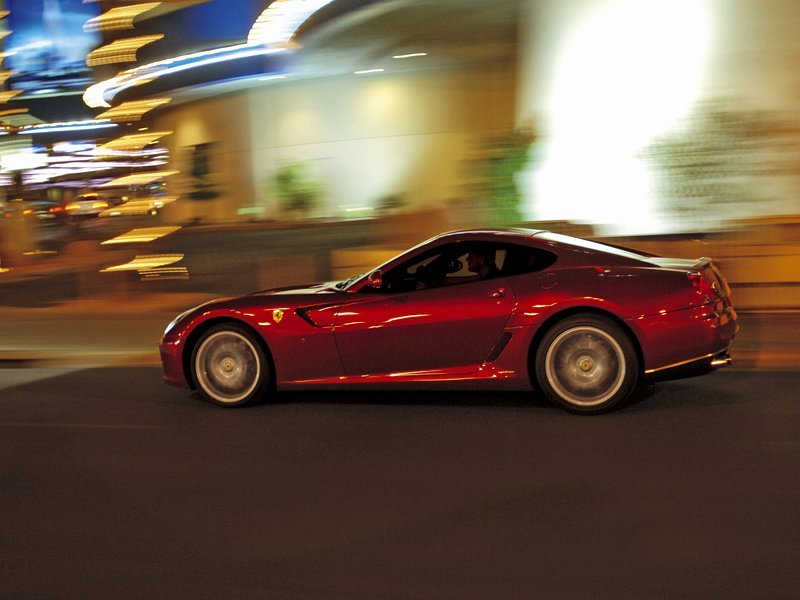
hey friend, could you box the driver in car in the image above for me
[467,246,500,279]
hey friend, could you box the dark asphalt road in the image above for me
[1,367,798,599]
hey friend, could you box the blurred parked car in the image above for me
[64,192,117,219]
[98,195,177,218]
[22,200,67,223]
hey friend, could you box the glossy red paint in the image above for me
[160,229,738,411]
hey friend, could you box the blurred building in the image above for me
[80,0,519,225]
[2,0,800,233]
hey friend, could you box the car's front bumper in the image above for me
[160,334,191,389]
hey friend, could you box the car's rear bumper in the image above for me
[633,302,738,375]
[644,349,733,382]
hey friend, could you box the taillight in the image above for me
[92,201,108,209]
[688,271,717,302]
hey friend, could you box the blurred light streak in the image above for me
[19,120,117,135]
[90,148,167,158]
[84,3,162,32]
[24,161,169,184]
[248,0,336,46]
[95,131,172,154]
[0,108,29,118]
[355,69,385,75]
[392,53,427,59]
[99,196,177,217]
[87,34,165,67]
[0,90,24,103]
[1,151,48,171]
[100,170,178,188]
[101,226,182,245]
[85,0,332,108]
[101,254,184,272]
[95,98,172,122]
[84,45,287,108]
[52,142,96,153]
[532,0,713,234]
[139,266,189,281]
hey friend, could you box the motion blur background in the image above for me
[0,0,798,367]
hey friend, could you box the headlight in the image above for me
[163,309,192,336]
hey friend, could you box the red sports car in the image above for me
[160,229,738,413]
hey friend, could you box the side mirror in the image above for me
[367,270,382,289]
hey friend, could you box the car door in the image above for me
[332,277,516,377]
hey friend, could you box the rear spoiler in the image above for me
[691,257,732,300]
[648,256,732,299]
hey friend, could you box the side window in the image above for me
[501,246,557,276]
[380,249,448,292]
[441,246,506,285]
[381,242,509,292]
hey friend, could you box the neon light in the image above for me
[85,0,336,109]
[248,0,336,45]
[20,120,118,135]
[84,44,287,108]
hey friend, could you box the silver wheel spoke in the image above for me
[195,331,261,404]
[545,326,626,407]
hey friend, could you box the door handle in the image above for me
[489,288,505,299]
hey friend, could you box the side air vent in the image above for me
[486,332,513,362]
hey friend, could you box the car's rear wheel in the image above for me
[190,323,269,407]
[535,314,638,414]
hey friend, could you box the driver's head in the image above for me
[467,246,496,274]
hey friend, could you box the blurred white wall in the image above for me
[249,65,516,220]
[517,0,800,234]
[154,62,516,223]
[155,94,258,223]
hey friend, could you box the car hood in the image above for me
[249,281,342,296]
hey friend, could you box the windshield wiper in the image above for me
[334,274,362,290]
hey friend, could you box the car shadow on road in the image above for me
[0,365,778,417]
[272,389,550,410]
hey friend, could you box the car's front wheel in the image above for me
[190,323,270,407]
[535,314,638,414]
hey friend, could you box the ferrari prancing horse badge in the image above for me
[272,309,284,323]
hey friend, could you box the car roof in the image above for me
[534,231,652,262]
[432,228,544,243]
[431,228,654,265]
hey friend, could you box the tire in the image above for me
[190,323,270,407]
[535,314,638,414]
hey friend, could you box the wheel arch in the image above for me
[182,317,276,391]
[526,306,645,387]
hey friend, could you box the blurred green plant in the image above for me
[273,161,324,216]
[468,128,537,225]
[645,101,800,219]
